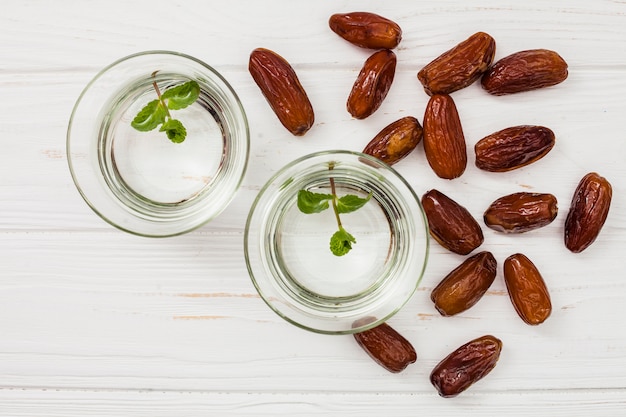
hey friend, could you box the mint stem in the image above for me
[151,78,172,120]
[329,177,343,230]
[295,163,370,256]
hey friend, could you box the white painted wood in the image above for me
[1,0,626,414]
[1,389,626,417]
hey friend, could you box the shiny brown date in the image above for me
[431,251,497,316]
[347,49,397,119]
[481,49,568,95]
[329,12,402,50]
[418,32,496,95]
[430,335,502,398]
[362,116,423,165]
[503,253,552,325]
[474,125,555,172]
[564,172,613,253]
[353,320,417,373]
[484,192,558,233]
[249,48,315,136]
[423,94,467,179]
[421,189,484,255]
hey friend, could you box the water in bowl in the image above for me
[98,73,227,206]
[275,181,397,300]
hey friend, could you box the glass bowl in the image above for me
[244,150,429,334]
[67,51,249,237]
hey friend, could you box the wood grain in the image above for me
[1,0,625,414]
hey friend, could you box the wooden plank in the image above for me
[0,69,624,231]
[2,0,626,70]
[0,231,625,392]
[0,388,625,416]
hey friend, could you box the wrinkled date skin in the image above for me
[363,116,423,165]
[329,12,402,50]
[353,320,417,373]
[481,49,568,95]
[564,172,613,253]
[431,251,497,316]
[347,49,397,119]
[430,335,503,398]
[418,32,496,95]
[484,192,558,233]
[474,125,555,172]
[421,189,484,255]
[423,94,467,179]
[503,253,552,325]
[249,48,315,136]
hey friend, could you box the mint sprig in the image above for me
[159,119,187,143]
[297,189,334,214]
[336,194,371,214]
[330,228,357,257]
[297,175,371,257]
[131,72,200,143]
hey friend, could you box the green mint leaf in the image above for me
[162,80,200,110]
[330,228,356,256]
[159,119,187,143]
[297,190,333,214]
[336,193,372,214]
[131,99,167,132]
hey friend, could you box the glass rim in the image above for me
[244,150,430,334]
[66,50,249,237]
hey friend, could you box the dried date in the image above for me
[431,251,497,316]
[421,189,484,255]
[503,253,552,325]
[484,192,558,233]
[362,116,423,165]
[418,32,496,95]
[423,94,467,179]
[353,320,417,373]
[481,49,568,95]
[430,335,503,398]
[329,12,402,50]
[474,125,555,172]
[347,49,397,119]
[249,48,315,136]
[564,172,613,253]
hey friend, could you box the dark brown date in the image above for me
[564,172,613,253]
[363,116,423,165]
[249,48,315,136]
[430,335,503,398]
[474,125,555,172]
[353,320,417,373]
[503,253,552,325]
[481,49,568,95]
[484,192,558,233]
[329,12,402,50]
[423,94,467,179]
[421,189,484,255]
[418,32,496,95]
[431,251,497,316]
[347,49,397,119]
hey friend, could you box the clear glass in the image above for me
[67,51,249,237]
[244,151,430,334]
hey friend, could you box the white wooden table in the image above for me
[2,0,625,415]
